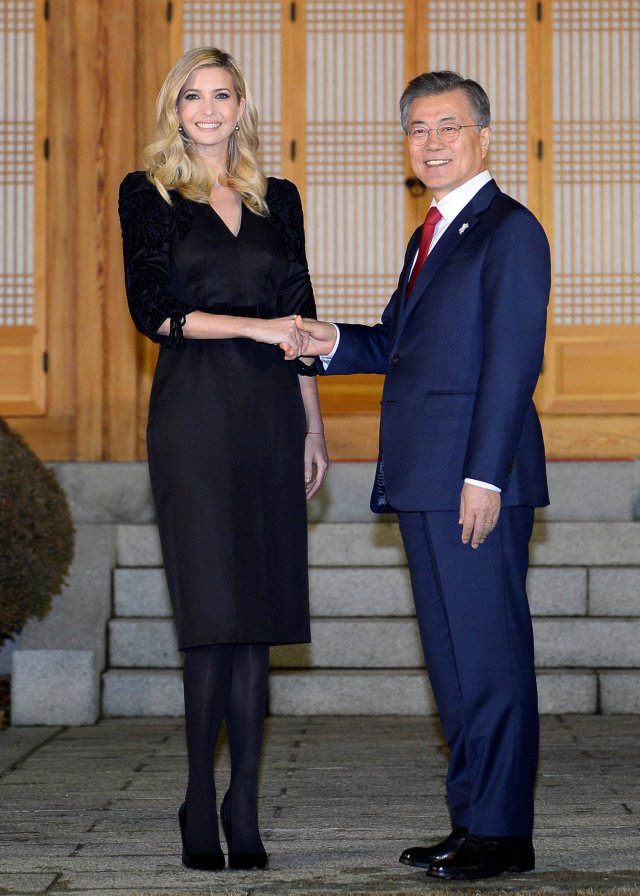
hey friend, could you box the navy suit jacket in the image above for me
[325,179,551,513]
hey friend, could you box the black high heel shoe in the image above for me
[220,792,268,870]
[178,802,225,871]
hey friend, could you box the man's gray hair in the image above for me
[400,70,491,132]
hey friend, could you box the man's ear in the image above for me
[480,126,492,158]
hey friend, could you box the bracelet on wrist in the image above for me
[306,431,325,436]
[296,358,319,376]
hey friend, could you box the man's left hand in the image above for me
[459,483,501,549]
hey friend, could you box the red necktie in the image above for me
[406,206,443,299]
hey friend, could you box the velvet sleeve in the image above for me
[266,178,317,320]
[118,171,196,350]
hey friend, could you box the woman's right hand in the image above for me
[244,316,303,359]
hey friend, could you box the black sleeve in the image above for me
[266,178,317,320]
[118,171,196,350]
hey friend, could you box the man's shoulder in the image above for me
[480,186,545,233]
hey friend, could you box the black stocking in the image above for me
[182,643,234,853]
[224,643,270,853]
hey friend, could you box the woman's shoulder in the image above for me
[265,178,306,253]
[119,171,194,232]
[266,176,302,208]
[266,177,304,225]
[119,170,170,207]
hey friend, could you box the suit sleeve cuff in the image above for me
[320,324,340,369]
[464,477,502,493]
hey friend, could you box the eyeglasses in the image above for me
[406,124,479,146]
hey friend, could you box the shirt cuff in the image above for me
[320,324,340,369]
[464,477,502,493]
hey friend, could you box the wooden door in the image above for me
[537,0,640,456]
[0,0,47,416]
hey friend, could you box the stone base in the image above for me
[12,649,100,726]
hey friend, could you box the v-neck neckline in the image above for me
[208,202,243,239]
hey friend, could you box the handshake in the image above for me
[271,315,337,361]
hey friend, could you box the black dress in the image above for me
[118,172,315,649]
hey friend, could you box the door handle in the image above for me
[405,177,427,197]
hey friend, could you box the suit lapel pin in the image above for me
[458,222,469,235]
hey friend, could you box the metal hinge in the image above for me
[43,351,49,373]
[290,2,296,22]
[290,139,296,161]
[537,139,543,160]
[44,137,50,160]
[166,1,173,23]
[536,1,543,22]
[44,0,49,21]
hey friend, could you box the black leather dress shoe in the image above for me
[399,827,468,868]
[427,833,534,881]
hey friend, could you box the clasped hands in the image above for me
[276,315,337,360]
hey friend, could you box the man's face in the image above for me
[407,89,492,200]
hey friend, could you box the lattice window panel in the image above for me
[182,1,282,176]
[425,1,529,206]
[552,0,640,325]
[0,0,34,326]
[306,1,406,326]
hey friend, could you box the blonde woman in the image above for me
[118,48,328,872]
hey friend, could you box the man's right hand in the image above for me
[293,316,337,356]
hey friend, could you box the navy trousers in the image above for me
[398,506,539,836]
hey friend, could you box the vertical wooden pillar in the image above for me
[46,0,76,455]
[103,0,139,460]
[73,0,105,459]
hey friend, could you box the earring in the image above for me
[235,124,240,131]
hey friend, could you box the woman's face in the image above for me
[177,66,245,157]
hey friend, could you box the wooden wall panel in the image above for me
[8,0,173,461]
[540,0,640,423]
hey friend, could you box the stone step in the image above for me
[114,565,592,618]
[103,668,640,717]
[108,616,640,670]
[589,568,640,616]
[53,460,640,523]
[269,670,601,716]
[116,520,640,569]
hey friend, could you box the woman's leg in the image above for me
[182,643,234,853]
[223,643,270,852]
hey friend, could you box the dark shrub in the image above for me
[0,418,75,647]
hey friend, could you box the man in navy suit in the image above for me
[295,71,551,881]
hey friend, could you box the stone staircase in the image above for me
[103,462,640,717]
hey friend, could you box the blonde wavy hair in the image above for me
[142,47,268,215]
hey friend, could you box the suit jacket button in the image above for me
[390,354,400,364]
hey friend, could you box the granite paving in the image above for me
[0,715,639,895]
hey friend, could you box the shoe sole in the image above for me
[427,860,535,881]
[400,854,451,869]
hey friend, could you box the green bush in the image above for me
[0,418,75,647]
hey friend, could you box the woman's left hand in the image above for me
[304,432,330,499]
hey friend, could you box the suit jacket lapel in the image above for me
[399,180,500,325]
[391,225,421,330]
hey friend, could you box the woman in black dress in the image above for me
[119,47,328,872]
